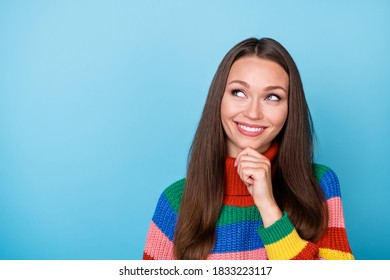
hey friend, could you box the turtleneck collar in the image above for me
[224,142,279,207]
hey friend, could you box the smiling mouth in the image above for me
[235,121,267,136]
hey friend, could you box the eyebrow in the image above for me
[228,80,250,88]
[228,80,288,93]
[264,85,288,94]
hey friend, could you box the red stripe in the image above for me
[223,195,255,207]
[143,252,155,260]
[291,243,320,260]
[316,227,353,253]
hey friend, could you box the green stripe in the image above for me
[257,212,294,245]
[313,163,330,181]
[162,179,262,225]
[217,205,261,226]
[163,178,185,213]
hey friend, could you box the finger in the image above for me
[236,147,261,159]
[237,155,268,165]
[238,166,268,183]
[236,155,270,172]
[240,171,255,186]
[235,148,263,166]
[240,166,269,181]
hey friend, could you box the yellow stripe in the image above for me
[265,229,307,260]
[319,248,355,260]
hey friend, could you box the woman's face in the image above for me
[221,56,289,157]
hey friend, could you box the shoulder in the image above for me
[313,163,341,200]
[157,178,186,213]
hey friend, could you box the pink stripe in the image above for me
[207,248,268,260]
[144,222,174,260]
[144,222,268,260]
[327,197,346,228]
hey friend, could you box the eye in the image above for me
[231,89,246,98]
[265,94,281,101]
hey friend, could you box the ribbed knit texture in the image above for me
[143,144,354,260]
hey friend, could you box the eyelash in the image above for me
[266,94,281,101]
[231,89,246,97]
[231,89,281,101]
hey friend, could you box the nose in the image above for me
[244,99,263,119]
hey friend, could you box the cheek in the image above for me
[220,96,239,137]
[220,96,233,121]
[269,107,288,129]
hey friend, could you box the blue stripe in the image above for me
[213,221,264,253]
[319,169,341,200]
[152,193,177,241]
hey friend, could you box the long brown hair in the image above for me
[174,37,328,260]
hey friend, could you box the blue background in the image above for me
[0,0,389,260]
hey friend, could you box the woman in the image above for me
[143,37,354,260]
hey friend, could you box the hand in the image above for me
[235,147,282,227]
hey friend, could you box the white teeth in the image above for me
[239,124,264,132]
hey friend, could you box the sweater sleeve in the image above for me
[257,165,354,260]
[143,179,185,260]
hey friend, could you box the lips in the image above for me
[235,121,267,137]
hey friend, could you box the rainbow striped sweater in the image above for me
[143,158,354,260]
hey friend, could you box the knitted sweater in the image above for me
[143,151,354,260]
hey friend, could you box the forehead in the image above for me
[228,56,289,87]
